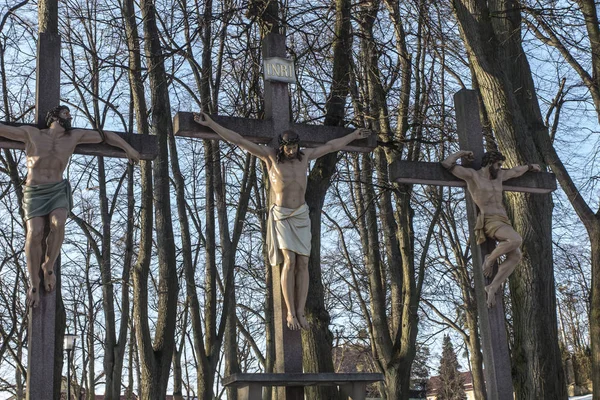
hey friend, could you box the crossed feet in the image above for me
[484,285,498,308]
[26,265,57,308]
[482,255,497,308]
[286,312,310,331]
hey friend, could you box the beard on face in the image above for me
[285,149,296,158]
[58,117,72,130]
[489,165,500,179]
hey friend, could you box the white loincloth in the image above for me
[266,204,311,266]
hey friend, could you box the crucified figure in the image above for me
[441,150,541,308]
[195,112,370,330]
[0,106,140,308]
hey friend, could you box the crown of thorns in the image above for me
[278,134,300,146]
[481,151,506,167]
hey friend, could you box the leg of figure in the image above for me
[485,248,522,308]
[25,217,46,307]
[483,225,523,307]
[41,208,68,292]
[482,225,522,278]
[294,254,309,330]
[281,249,300,330]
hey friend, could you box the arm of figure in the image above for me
[194,112,272,161]
[75,129,140,162]
[306,128,371,160]
[501,163,541,181]
[441,150,476,181]
[0,123,36,143]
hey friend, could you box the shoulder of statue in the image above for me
[25,125,43,135]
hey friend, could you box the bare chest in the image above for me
[25,132,78,169]
[268,159,308,187]
[28,132,77,156]
[469,176,504,201]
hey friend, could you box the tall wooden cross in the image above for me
[389,89,557,400]
[174,33,376,399]
[0,2,156,398]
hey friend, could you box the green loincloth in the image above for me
[267,204,311,266]
[22,179,72,220]
[474,213,512,245]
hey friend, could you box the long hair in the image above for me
[276,130,304,163]
[45,105,71,129]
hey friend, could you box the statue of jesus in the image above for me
[0,105,140,308]
[195,112,370,330]
[441,150,541,307]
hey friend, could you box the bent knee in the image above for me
[512,236,523,247]
[509,248,522,261]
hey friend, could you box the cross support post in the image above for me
[263,32,303,400]
[454,89,514,400]
[27,23,62,400]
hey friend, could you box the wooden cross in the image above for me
[2,2,157,398]
[389,89,557,400]
[174,33,376,399]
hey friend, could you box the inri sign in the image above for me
[264,57,296,84]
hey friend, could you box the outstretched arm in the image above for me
[0,123,35,143]
[76,129,140,162]
[441,150,476,181]
[501,163,541,181]
[306,128,371,160]
[194,112,272,160]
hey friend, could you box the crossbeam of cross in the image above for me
[174,113,374,152]
[0,125,157,159]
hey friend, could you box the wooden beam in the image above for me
[0,124,158,160]
[173,112,377,152]
[174,112,273,144]
[389,160,557,194]
[223,373,384,387]
[29,4,62,397]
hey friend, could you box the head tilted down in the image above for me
[277,130,304,163]
[45,105,73,130]
[481,150,506,179]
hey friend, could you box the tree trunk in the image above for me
[356,1,428,398]
[172,348,183,400]
[578,0,600,114]
[85,249,96,400]
[128,0,180,397]
[590,226,600,400]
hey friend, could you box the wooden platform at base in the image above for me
[223,373,384,400]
